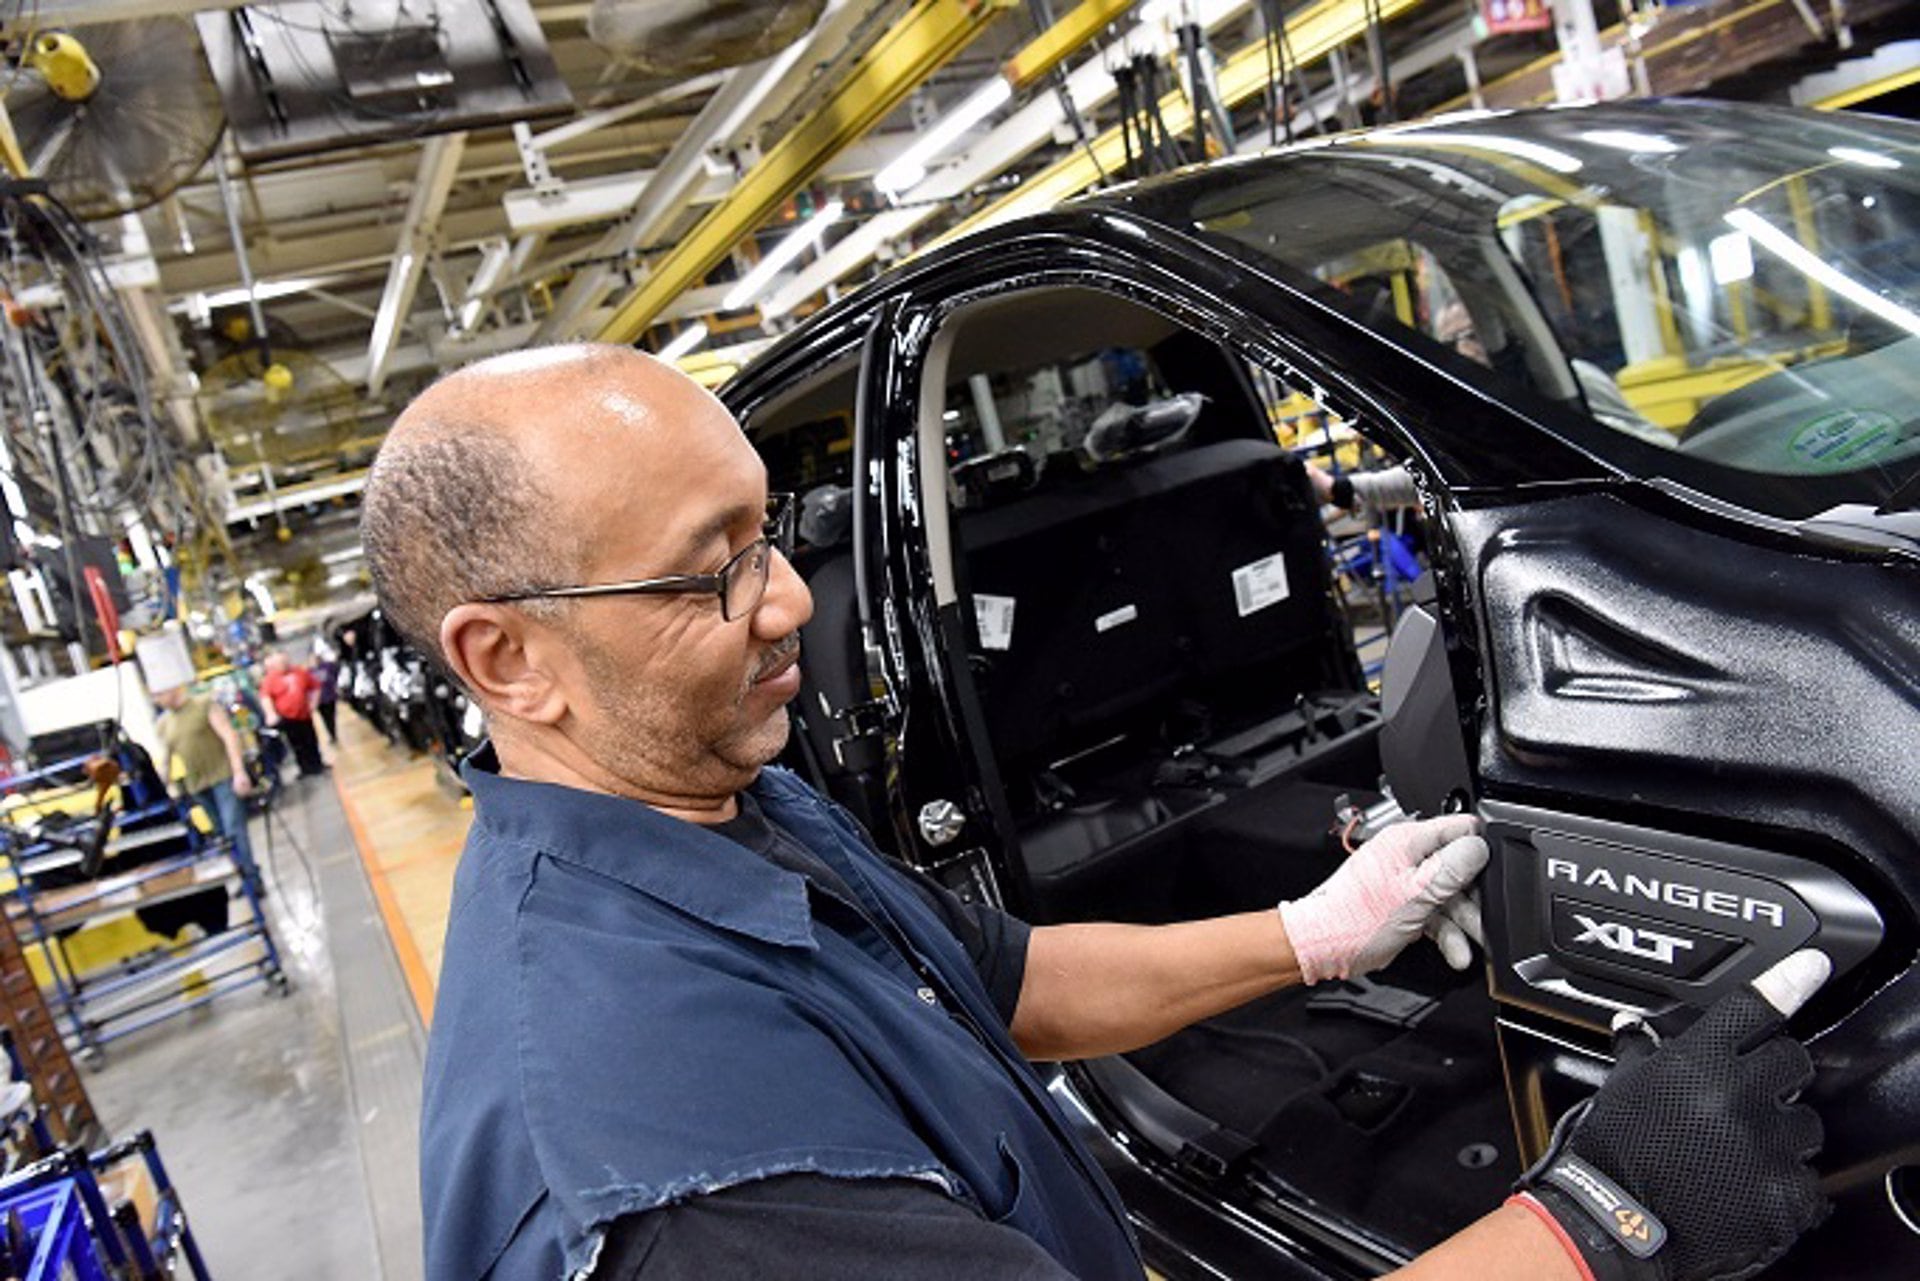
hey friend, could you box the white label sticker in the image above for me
[1231,553,1291,617]
[1094,604,1138,633]
[974,594,1016,651]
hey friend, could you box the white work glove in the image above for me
[1278,813,1488,985]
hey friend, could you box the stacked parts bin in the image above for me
[0,744,287,1064]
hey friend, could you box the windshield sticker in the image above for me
[1788,408,1900,472]
[1232,553,1291,617]
[974,594,1016,651]
[1095,604,1138,633]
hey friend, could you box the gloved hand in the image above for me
[1513,950,1832,1281]
[1278,813,1487,984]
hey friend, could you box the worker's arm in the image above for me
[1391,1203,1580,1281]
[207,702,253,798]
[1010,815,1484,1061]
[1011,910,1300,1061]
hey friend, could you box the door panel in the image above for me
[1480,800,1882,1032]
[1455,492,1920,901]
[1442,489,1920,1272]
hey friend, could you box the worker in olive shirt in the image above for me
[365,346,1829,1281]
[152,682,257,885]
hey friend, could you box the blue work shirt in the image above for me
[420,751,1142,1280]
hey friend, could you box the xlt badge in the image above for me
[1549,897,1744,981]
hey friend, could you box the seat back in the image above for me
[956,439,1333,768]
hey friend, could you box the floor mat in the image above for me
[1125,947,1517,1254]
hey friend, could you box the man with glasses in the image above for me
[370,346,1828,1281]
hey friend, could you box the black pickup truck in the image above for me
[722,100,1920,1279]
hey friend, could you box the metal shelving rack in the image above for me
[0,746,288,1064]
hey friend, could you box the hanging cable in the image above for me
[1363,0,1396,123]
[1114,59,1140,176]
[1026,0,1109,189]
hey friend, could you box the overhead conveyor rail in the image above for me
[594,0,1009,344]
[759,0,1427,320]
[936,0,1425,246]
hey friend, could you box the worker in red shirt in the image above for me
[260,650,327,778]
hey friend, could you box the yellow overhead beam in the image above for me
[1811,63,1920,111]
[1004,0,1136,91]
[595,0,1010,345]
[936,0,1426,247]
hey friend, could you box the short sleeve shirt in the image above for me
[709,789,1030,1023]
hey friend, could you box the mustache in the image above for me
[752,635,801,683]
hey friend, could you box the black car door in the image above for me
[1425,486,1919,1272]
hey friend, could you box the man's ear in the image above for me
[439,603,570,726]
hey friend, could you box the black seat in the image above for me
[790,548,886,830]
[956,439,1331,772]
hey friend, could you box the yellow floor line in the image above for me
[334,769,439,1026]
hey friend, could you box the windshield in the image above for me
[1181,102,1920,521]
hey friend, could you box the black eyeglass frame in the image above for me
[477,493,797,621]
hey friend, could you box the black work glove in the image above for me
[1513,950,1832,1281]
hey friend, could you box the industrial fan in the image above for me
[587,0,826,76]
[196,330,362,472]
[5,18,225,220]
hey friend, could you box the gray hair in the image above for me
[360,428,573,671]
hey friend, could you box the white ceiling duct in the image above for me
[587,0,827,76]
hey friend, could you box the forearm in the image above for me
[1010,912,1300,1061]
[1389,1202,1580,1281]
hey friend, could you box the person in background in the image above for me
[310,639,342,746]
[260,650,326,778]
[152,682,257,885]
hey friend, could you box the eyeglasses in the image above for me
[479,493,796,621]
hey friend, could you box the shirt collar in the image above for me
[460,744,817,951]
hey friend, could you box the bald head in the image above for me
[361,343,718,668]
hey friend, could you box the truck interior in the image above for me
[746,284,1517,1256]
[924,285,1514,1253]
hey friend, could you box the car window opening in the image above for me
[902,285,1499,1254]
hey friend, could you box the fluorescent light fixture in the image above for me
[1828,145,1900,170]
[1708,231,1754,285]
[1725,207,1920,337]
[245,578,277,619]
[123,518,159,572]
[723,201,845,312]
[657,321,710,362]
[190,276,325,312]
[1581,129,1680,155]
[1373,132,1583,175]
[321,547,363,566]
[875,77,1013,197]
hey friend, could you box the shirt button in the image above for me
[916,986,938,1007]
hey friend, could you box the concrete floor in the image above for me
[83,773,425,1280]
